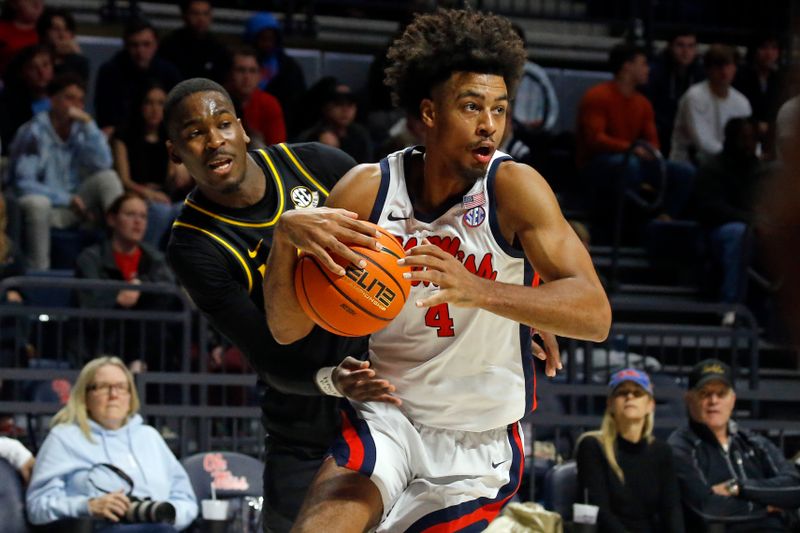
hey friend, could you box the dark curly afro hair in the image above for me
[384,8,526,117]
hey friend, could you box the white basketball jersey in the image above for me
[368,147,537,432]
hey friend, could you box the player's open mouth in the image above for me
[471,146,493,165]
[208,158,233,174]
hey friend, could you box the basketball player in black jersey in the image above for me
[163,78,398,532]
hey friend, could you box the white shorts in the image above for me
[329,400,525,532]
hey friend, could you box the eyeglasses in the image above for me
[612,388,648,398]
[87,383,131,395]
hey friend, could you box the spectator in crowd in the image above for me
[0,0,43,77]
[377,113,426,160]
[8,73,123,270]
[669,359,800,532]
[297,77,373,163]
[0,436,33,482]
[243,12,306,135]
[94,18,181,137]
[226,46,286,148]
[670,45,751,166]
[111,82,191,247]
[576,368,684,533]
[158,0,231,83]
[577,43,695,219]
[0,437,33,533]
[645,31,705,156]
[775,93,799,160]
[693,118,766,305]
[0,44,53,153]
[75,193,177,368]
[35,7,89,82]
[26,355,197,530]
[511,24,559,134]
[0,193,27,367]
[734,33,784,139]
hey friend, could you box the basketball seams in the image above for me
[352,249,409,302]
[297,258,353,336]
[307,255,392,325]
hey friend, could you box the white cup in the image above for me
[573,503,599,525]
[201,499,229,521]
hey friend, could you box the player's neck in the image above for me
[411,152,474,212]
[202,154,267,208]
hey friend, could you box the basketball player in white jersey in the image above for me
[263,9,611,532]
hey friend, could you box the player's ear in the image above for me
[166,140,182,164]
[420,98,435,128]
[238,118,250,145]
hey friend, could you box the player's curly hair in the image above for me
[384,9,526,117]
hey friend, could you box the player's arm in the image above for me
[404,161,611,341]
[264,163,382,345]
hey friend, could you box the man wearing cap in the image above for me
[668,359,800,532]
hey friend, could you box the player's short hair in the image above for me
[46,73,86,96]
[704,44,737,69]
[384,8,526,117]
[608,43,646,75]
[164,77,235,139]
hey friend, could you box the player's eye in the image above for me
[493,106,506,115]
[219,121,231,129]
[464,102,478,112]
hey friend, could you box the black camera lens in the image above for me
[125,498,176,524]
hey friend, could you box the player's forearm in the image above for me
[472,276,611,341]
[263,233,315,345]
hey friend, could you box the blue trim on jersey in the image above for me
[369,157,392,224]
[405,424,524,533]
[521,261,536,414]
[330,401,377,477]
[487,155,525,259]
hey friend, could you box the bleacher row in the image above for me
[1,275,798,476]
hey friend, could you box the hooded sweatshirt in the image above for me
[26,414,197,530]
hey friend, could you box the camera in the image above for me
[124,497,176,524]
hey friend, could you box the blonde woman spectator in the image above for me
[576,368,683,532]
[26,356,197,531]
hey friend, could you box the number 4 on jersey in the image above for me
[425,303,455,337]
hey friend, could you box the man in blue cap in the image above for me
[243,12,306,134]
[669,359,800,532]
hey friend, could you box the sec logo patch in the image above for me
[290,186,319,208]
[463,206,485,227]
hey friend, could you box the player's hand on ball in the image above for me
[333,356,402,406]
[276,208,381,276]
[532,331,562,377]
[400,238,484,308]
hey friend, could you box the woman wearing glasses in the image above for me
[26,356,197,531]
[575,368,684,533]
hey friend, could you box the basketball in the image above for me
[294,222,412,337]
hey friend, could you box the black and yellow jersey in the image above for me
[167,142,366,451]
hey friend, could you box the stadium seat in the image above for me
[542,460,579,521]
[181,451,264,530]
[0,458,26,533]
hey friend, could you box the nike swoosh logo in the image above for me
[387,212,410,221]
[248,239,263,259]
[491,459,510,469]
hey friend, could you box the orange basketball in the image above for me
[294,222,412,337]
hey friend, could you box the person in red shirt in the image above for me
[577,43,695,219]
[227,46,286,148]
[0,0,43,77]
[75,192,178,367]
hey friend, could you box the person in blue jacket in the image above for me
[26,355,198,531]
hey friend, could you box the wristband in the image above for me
[315,367,343,397]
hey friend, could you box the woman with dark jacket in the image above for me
[576,368,684,533]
